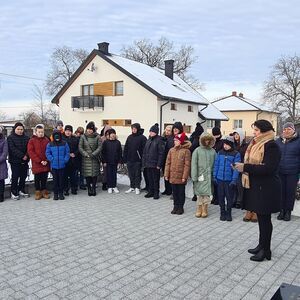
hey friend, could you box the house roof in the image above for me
[198,103,229,121]
[212,94,278,113]
[51,49,209,106]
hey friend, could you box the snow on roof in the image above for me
[106,54,209,104]
[212,95,276,113]
[199,103,229,121]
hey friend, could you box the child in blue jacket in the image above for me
[46,130,70,200]
[213,136,241,221]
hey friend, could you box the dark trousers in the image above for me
[212,181,219,204]
[257,214,273,251]
[280,173,298,211]
[172,184,186,208]
[52,168,64,195]
[107,164,117,188]
[143,169,149,190]
[10,163,28,196]
[0,179,4,196]
[64,165,77,191]
[86,176,97,187]
[146,167,160,197]
[217,180,234,215]
[164,179,172,194]
[76,169,86,187]
[34,172,48,190]
[127,162,142,189]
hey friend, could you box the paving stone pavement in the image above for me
[1,184,300,300]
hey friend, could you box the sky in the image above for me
[0,0,299,118]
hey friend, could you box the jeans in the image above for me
[34,172,48,190]
[64,165,77,191]
[52,168,64,195]
[257,214,273,251]
[217,180,235,215]
[146,167,160,197]
[10,163,28,196]
[107,164,117,188]
[172,184,186,208]
[127,162,142,189]
[280,173,298,211]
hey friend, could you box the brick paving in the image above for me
[0,184,300,300]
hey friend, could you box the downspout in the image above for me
[256,110,263,120]
[160,100,170,135]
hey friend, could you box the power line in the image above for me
[0,72,45,81]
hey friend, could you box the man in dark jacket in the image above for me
[7,122,30,200]
[123,123,147,195]
[143,123,165,199]
[276,122,300,221]
[63,125,80,196]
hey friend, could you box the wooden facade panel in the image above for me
[94,82,114,96]
[103,119,132,127]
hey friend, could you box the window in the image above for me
[81,84,94,96]
[102,119,131,127]
[171,103,177,111]
[115,81,124,96]
[183,125,191,134]
[207,120,215,129]
[233,119,243,129]
[188,105,193,112]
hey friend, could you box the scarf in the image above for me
[242,130,275,189]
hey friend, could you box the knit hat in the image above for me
[223,135,234,148]
[64,125,73,132]
[212,127,221,136]
[172,122,183,134]
[149,123,159,134]
[13,122,24,130]
[56,120,63,127]
[35,124,44,130]
[283,122,295,132]
[253,120,274,133]
[107,128,116,135]
[174,132,187,144]
[86,121,96,132]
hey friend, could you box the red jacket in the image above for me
[27,135,50,174]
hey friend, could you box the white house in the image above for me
[52,42,227,143]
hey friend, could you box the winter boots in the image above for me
[201,204,208,218]
[243,211,257,222]
[195,205,202,218]
[35,190,42,200]
[42,190,50,199]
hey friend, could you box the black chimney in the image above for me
[98,42,109,55]
[164,60,174,80]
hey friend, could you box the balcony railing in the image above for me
[71,95,104,111]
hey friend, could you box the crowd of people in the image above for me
[0,119,299,261]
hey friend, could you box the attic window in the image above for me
[188,105,193,112]
[115,81,124,96]
[171,103,177,111]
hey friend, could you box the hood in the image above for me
[200,133,215,149]
[232,129,245,145]
[176,140,191,150]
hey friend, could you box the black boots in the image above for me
[226,210,232,221]
[250,249,271,261]
[91,185,96,196]
[192,195,197,202]
[53,194,59,200]
[71,188,77,195]
[0,194,4,202]
[248,245,262,255]
[59,193,65,200]
[277,210,284,220]
[102,183,108,191]
[277,210,291,221]
[144,193,154,198]
[171,206,178,214]
[64,190,69,196]
[88,185,93,196]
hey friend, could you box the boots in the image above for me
[283,210,291,221]
[251,212,258,223]
[88,185,92,196]
[171,206,178,214]
[0,194,4,202]
[35,190,42,200]
[226,209,232,221]
[277,210,284,220]
[195,205,202,218]
[53,194,59,200]
[92,185,97,196]
[59,193,65,200]
[248,244,262,255]
[220,208,226,221]
[201,204,208,218]
[102,183,108,191]
[243,211,252,222]
[176,207,184,215]
[41,190,50,199]
[192,195,197,202]
[250,249,271,261]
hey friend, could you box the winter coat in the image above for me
[79,133,102,177]
[191,134,216,196]
[276,134,300,175]
[0,136,8,181]
[190,125,204,153]
[123,129,147,163]
[243,140,281,214]
[213,136,223,153]
[142,135,165,169]
[164,140,191,184]
[7,132,30,165]
[213,149,241,182]
[232,129,248,162]
[101,139,123,165]
[27,135,50,174]
[63,135,80,169]
[162,135,174,169]
[46,140,70,170]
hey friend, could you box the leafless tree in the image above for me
[46,46,89,96]
[264,55,300,123]
[121,37,203,90]
[19,111,42,129]
[0,110,7,121]
[44,105,59,128]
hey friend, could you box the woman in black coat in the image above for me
[233,120,281,262]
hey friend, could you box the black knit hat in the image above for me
[173,122,183,134]
[253,120,274,133]
[223,135,234,148]
[64,125,73,132]
[212,127,221,136]
[149,123,159,134]
[86,121,96,132]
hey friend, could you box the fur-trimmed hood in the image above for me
[200,133,215,149]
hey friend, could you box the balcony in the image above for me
[71,95,104,111]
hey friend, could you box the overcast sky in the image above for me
[0,0,299,117]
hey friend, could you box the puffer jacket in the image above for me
[27,135,50,174]
[46,135,70,170]
[63,134,80,169]
[101,139,123,164]
[142,135,165,169]
[164,140,191,184]
[276,133,300,174]
[0,136,8,181]
[191,133,216,196]
[79,133,102,177]
[7,132,30,164]
[213,149,241,182]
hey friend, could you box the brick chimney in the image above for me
[232,91,237,96]
[98,42,109,55]
[239,92,244,98]
[164,60,174,80]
